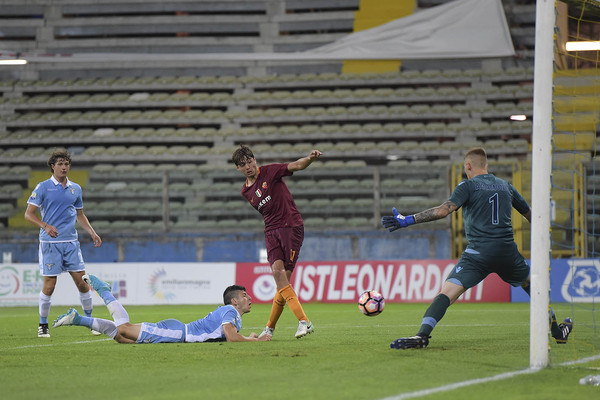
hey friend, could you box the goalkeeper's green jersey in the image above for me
[448,173,530,252]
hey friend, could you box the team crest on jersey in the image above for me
[255,189,262,198]
[262,182,268,189]
[70,188,76,195]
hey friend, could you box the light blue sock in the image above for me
[78,315,93,328]
[100,290,117,305]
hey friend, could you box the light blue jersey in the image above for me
[136,305,242,344]
[27,176,83,243]
[185,305,242,342]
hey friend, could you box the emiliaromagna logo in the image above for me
[149,268,177,301]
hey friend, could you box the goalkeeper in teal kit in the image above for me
[382,147,573,349]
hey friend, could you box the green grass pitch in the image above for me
[1,302,598,400]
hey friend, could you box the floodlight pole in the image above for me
[530,0,555,369]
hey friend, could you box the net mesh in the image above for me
[551,0,600,363]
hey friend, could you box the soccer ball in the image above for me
[357,290,385,316]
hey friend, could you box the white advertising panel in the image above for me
[0,263,236,306]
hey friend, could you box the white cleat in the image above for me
[258,326,274,339]
[91,329,102,336]
[52,308,80,328]
[295,320,314,339]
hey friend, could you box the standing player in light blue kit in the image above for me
[25,149,102,338]
[382,147,573,349]
[53,276,271,343]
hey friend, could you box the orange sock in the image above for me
[266,290,286,329]
[279,284,308,322]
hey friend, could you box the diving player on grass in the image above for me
[382,147,573,349]
[53,275,271,343]
[232,145,322,339]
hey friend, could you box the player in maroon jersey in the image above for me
[232,144,322,339]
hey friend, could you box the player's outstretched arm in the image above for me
[288,150,322,172]
[381,201,458,232]
[223,323,271,342]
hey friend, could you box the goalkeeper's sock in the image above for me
[279,284,308,322]
[524,282,562,338]
[267,290,286,329]
[416,294,450,337]
[550,308,562,338]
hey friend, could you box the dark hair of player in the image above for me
[223,285,246,305]
[231,145,255,166]
[47,148,72,172]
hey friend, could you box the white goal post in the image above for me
[530,0,556,369]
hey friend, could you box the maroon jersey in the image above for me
[240,163,303,231]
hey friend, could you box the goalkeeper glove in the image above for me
[381,207,415,232]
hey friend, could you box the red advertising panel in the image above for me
[236,260,511,304]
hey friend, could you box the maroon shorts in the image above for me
[265,225,304,271]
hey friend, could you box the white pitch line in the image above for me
[3,338,111,350]
[556,353,600,367]
[378,353,600,400]
[377,368,538,400]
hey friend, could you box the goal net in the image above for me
[549,0,600,365]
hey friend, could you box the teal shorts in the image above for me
[38,241,85,276]
[446,244,529,289]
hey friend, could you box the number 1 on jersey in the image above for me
[489,193,499,225]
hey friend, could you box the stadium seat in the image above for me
[111,220,134,230]
[131,220,158,231]
[90,220,111,231]
[217,219,239,229]
[325,217,347,228]
[303,217,326,228]
[127,146,149,156]
[237,219,264,229]
[381,179,403,191]
[139,201,162,216]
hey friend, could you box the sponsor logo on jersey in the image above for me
[257,195,271,210]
